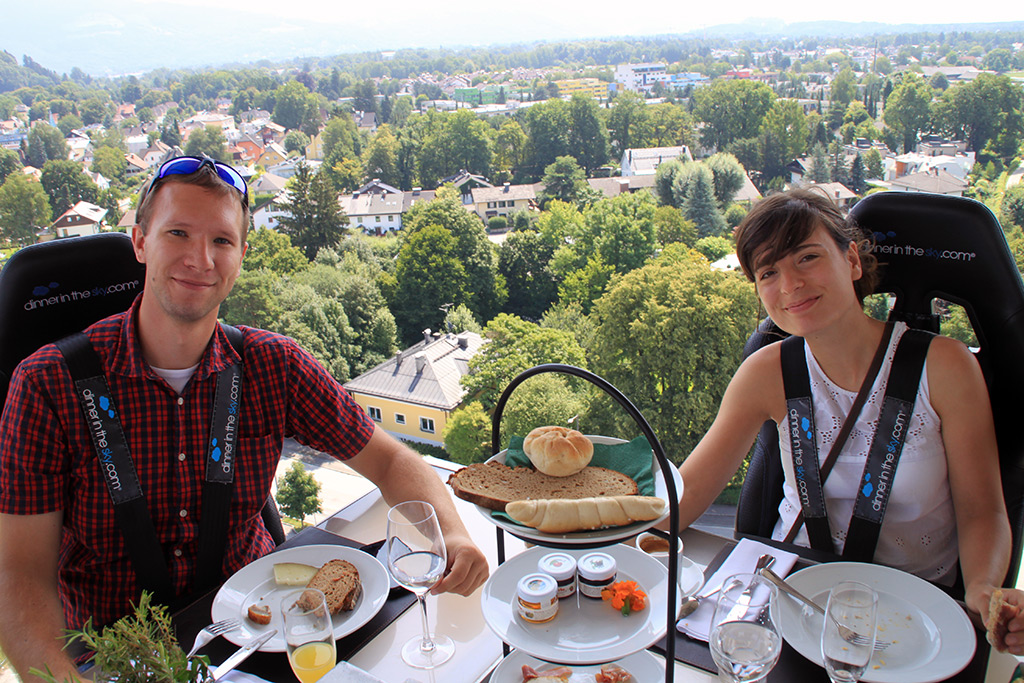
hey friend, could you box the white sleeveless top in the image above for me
[772,322,958,584]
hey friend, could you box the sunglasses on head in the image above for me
[152,156,249,204]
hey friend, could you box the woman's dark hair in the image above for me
[734,188,878,302]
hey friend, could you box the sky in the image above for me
[2,0,1020,76]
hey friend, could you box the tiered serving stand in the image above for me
[479,364,681,682]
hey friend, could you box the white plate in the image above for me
[675,555,705,598]
[489,648,664,682]
[481,544,681,665]
[478,435,684,545]
[211,544,390,653]
[778,562,975,683]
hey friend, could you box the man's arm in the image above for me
[0,511,81,682]
[345,426,489,596]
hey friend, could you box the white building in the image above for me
[614,63,670,93]
[620,146,693,176]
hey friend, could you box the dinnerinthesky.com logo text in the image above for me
[23,279,141,311]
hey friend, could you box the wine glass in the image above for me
[821,580,878,683]
[386,500,454,669]
[281,588,337,683]
[709,573,782,683]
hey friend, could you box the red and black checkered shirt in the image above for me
[0,296,375,632]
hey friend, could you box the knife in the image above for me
[209,629,277,681]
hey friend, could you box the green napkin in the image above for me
[494,434,656,526]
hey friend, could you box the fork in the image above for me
[760,567,891,652]
[186,618,240,658]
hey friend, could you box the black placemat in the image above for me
[173,526,416,682]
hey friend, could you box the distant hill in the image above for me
[698,18,1024,38]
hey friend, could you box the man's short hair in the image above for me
[135,161,251,238]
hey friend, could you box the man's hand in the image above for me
[432,533,489,596]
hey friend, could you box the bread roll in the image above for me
[523,426,593,477]
[505,495,666,533]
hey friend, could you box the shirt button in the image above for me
[179,509,188,518]
[178,452,186,462]
[177,397,184,406]
[173,548,183,557]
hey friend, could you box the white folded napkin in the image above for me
[676,537,798,642]
[318,661,387,682]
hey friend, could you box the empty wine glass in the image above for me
[386,500,453,669]
[709,573,782,683]
[821,580,878,683]
[282,588,336,683]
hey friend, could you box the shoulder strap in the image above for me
[843,328,933,562]
[55,332,176,605]
[195,324,245,593]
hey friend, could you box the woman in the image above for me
[674,188,1023,651]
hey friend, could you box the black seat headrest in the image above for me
[0,232,146,404]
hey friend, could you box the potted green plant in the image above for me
[32,592,209,683]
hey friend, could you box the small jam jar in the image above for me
[516,573,559,624]
[577,552,617,599]
[537,553,577,599]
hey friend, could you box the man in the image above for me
[0,157,489,681]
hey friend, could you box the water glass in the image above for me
[821,581,878,683]
[282,588,336,683]
[709,573,782,683]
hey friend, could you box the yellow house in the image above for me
[305,132,324,161]
[554,78,609,99]
[343,330,486,448]
[470,183,538,221]
[257,142,288,168]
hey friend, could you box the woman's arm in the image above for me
[927,336,1012,617]
[670,345,783,531]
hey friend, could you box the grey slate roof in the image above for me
[343,331,486,410]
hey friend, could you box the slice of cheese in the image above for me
[273,562,319,586]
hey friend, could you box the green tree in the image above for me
[808,143,830,183]
[221,268,284,329]
[645,103,695,148]
[694,235,733,262]
[679,165,727,238]
[275,461,322,527]
[0,172,51,244]
[391,223,469,343]
[863,148,884,180]
[243,226,309,275]
[606,90,650,157]
[444,303,482,335]
[26,124,68,167]
[933,74,1024,156]
[704,153,746,206]
[500,373,588,447]
[653,205,697,246]
[524,99,571,177]
[1001,184,1024,229]
[418,109,493,183]
[160,117,182,147]
[273,80,317,132]
[277,162,350,260]
[557,255,615,314]
[493,119,528,180]
[184,125,227,160]
[401,190,506,329]
[849,153,867,194]
[361,124,401,188]
[443,401,491,465]
[56,113,83,137]
[498,230,557,320]
[462,314,586,410]
[883,73,933,153]
[91,146,126,184]
[693,79,774,151]
[567,94,609,174]
[40,160,99,216]
[759,99,808,181]
[283,130,311,155]
[586,245,759,460]
[540,155,591,207]
[0,148,20,184]
[583,191,658,273]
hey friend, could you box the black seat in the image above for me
[0,232,286,545]
[734,192,1024,586]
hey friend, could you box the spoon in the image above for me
[678,553,776,618]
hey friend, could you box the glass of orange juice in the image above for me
[282,588,336,683]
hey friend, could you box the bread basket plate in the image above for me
[211,544,390,652]
[481,544,680,664]
[479,435,683,545]
[489,648,664,682]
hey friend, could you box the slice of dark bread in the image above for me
[447,461,639,511]
[302,559,362,614]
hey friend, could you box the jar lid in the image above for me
[517,573,558,602]
[537,553,576,580]
[577,552,617,580]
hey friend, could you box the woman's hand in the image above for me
[981,587,1024,655]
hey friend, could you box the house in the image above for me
[256,122,287,146]
[804,181,857,208]
[470,183,538,220]
[234,134,265,162]
[305,132,324,161]
[353,111,377,133]
[140,140,173,168]
[340,191,407,234]
[124,153,148,176]
[249,172,289,196]
[343,330,486,448]
[889,149,974,181]
[620,146,693,176]
[257,142,288,168]
[440,169,493,205]
[266,157,319,179]
[887,168,968,196]
[587,175,657,198]
[252,195,291,231]
[51,201,108,238]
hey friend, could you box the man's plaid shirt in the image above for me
[0,297,374,631]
